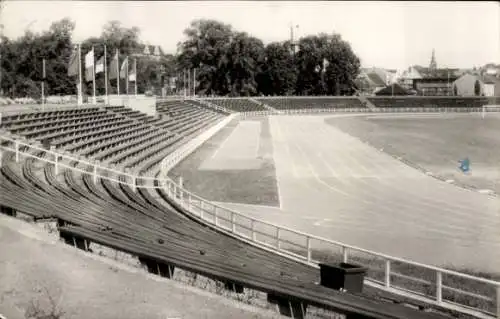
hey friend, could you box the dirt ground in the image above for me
[0,214,281,319]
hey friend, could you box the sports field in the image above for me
[169,117,279,206]
[172,114,500,273]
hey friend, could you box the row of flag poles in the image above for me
[67,44,137,105]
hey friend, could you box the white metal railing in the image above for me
[154,173,500,318]
[0,112,498,318]
[238,107,485,118]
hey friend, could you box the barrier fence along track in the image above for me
[1,106,499,318]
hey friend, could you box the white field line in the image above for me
[210,126,233,159]
[269,118,286,209]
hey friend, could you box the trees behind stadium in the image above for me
[177,19,361,96]
[0,17,361,98]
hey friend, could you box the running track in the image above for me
[221,115,500,272]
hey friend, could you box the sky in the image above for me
[1,1,499,70]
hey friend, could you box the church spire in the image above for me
[429,49,437,72]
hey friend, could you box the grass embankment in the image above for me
[169,116,280,207]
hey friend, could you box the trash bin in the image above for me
[319,262,368,293]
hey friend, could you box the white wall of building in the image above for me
[453,74,482,96]
[483,83,495,97]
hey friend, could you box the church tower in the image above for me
[429,49,437,73]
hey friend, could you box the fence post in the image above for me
[54,154,59,175]
[251,219,256,241]
[231,211,236,233]
[306,237,312,262]
[200,200,204,219]
[15,141,19,163]
[385,260,391,288]
[342,246,348,263]
[214,206,218,226]
[496,285,500,319]
[436,271,443,304]
[131,175,137,192]
[179,176,183,202]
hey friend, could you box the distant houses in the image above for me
[131,44,164,60]
[353,50,500,97]
[453,74,500,97]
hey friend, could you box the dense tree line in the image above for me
[177,19,361,97]
[0,17,361,98]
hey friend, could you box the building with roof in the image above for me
[413,77,458,96]
[398,66,423,90]
[374,83,409,96]
[355,68,390,94]
[453,74,500,96]
[131,44,165,60]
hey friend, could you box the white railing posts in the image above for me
[306,237,312,263]
[231,211,236,233]
[251,219,256,241]
[496,286,500,318]
[178,176,183,202]
[131,175,136,192]
[14,141,19,163]
[276,227,281,250]
[54,154,59,175]
[93,164,98,183]
[385,260,391,288]
[436,271,443,304]
[342,246,348,263]
[214,206,219,226]
[200,201,204,219]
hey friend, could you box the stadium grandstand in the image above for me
[1,3,500,319]
[1,94,500,319]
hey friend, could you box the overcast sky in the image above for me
[1,1,499,70]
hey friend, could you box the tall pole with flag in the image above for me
[67,43,82,106]
[193,68,196,97]
[96,47,106,104]
[188,69,191,96]
[104,45,108,103]
[120,56,129,96]
[78,44,83,106]
[84,47,95,104]
[92,46,96,104]
[183,69,186,99]
[42,59,45,111]
[116,49,120,96]
[134,59,137,96]
[126,59,129,95]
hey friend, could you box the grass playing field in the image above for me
[168,116,280,207]
[326,112,500,195]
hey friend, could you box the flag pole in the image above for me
[183,69,186,99]
[193,68,196,97]
[42,59,45,111]
[188,68,191,97]
[92,46,96,104]
[78,44,83,106]
[116,49,120,96]
[134,58,137,96]
[104,44,108,104]
[126,58,129,95]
